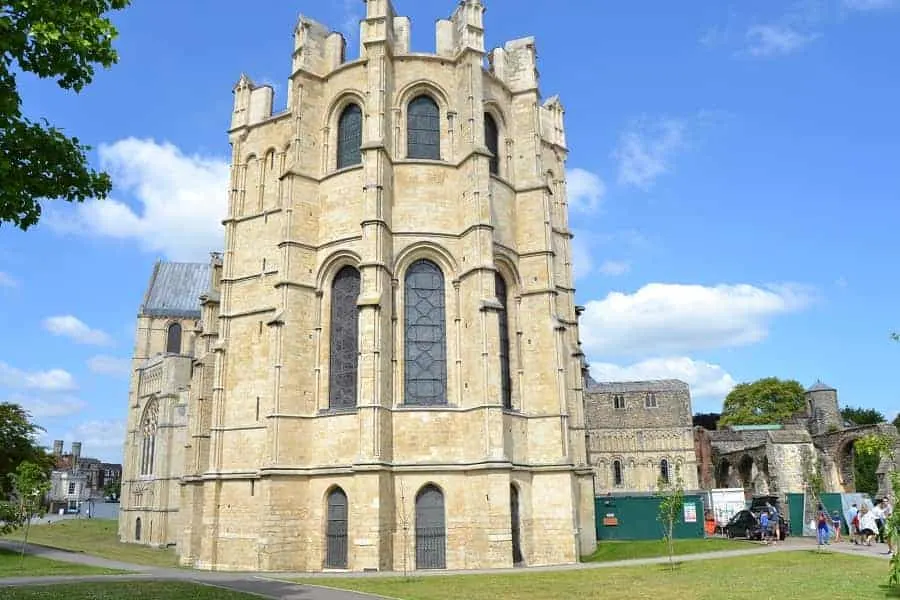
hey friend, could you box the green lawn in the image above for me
[582,538,749,562]
[1,582,259,599]
[0,548,123,578]
[295,552,899,600]
[1,520,178,568]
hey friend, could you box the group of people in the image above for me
[818,497,894,555]
[758,502,780,545]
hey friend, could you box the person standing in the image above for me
[872,499,886,544]
[816,504,830,547]
[760,509,771,545]
[882,497,894,556]
[848,503,860,545]
[831,510,842,543]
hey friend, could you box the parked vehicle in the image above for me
[724,497,788,541]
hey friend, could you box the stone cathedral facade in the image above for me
[119,0,597,572]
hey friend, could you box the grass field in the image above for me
[582,538,748,562]
[0,548,123,578]
[1,582,259,599]
[296,551,899,600]
[0,520,178,568]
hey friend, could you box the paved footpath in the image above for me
[0,537,892,599]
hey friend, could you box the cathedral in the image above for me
[119,0,597,572]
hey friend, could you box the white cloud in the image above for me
[842,0,897,10]
[4,394,87,418]
[590,357,737,403]
[87,355,132,377]
[43,315,113,346]
[580,282,814,357]
[745,24,819,57]
[0,272,17,288]
[64,420,126,462]
[48,138,229,262]
[614,117,687,189]
[566,168,606,213]
[0,361,78,392]
[598,260,631,277]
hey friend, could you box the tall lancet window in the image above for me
[484,113,499,175]
[404,260,447,405]
[337,104,363,169]
[329,266,361,410]
[496,273,512,409]
[407,95,440,160]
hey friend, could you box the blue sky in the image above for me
[1,0,898,463]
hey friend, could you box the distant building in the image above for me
[584,378,700,493]
[47,440,122,514]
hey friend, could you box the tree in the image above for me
[103,479,120,501]
[840,407,886,426]
[0,403,54,497]
[8,460,51,564]
[0,0,131,230]
[657,467,685,571]
[893,413,899,433]
[692,413,720,430]
[719,377,806,426]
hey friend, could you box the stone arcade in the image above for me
[118,0,597,572]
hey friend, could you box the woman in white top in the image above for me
[858,506,878,546]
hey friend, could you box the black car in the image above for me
[724,500,788,541]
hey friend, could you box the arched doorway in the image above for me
[415,485,446,570]
[715,459,731,488]
[738,455,754,494]
[135,517,142,541]
[510,484,523,565]
[325,487,348,569]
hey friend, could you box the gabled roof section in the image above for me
[140,262,211,319]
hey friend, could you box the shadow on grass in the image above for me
[878,584,900,598]
[655,562,684,572]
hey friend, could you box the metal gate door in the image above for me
[510,485,523,564]
[325,488,348,569]
[415,485,446,569]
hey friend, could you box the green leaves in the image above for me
[719,377,806,426]
[0,0,130,230]
[840,407,886,426]
[0,402,53,498]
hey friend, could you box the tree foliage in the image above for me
[719,377,806,426]
[0,0,131,230]
[657,467,685,571]
[0,402,53,498]
[894,413,899,432]
[840,406,886,426]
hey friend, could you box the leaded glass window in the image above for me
[613,460,623,486]
[329,266,361,410]
[166,322,181,354]
[496,273,512,409]
[484,113,499,175]
[660,459,670,484]
[407,95,440,160]
[337,104,362,169]
[404,260,447,405]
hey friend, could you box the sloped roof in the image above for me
[807,381,836,392]
[140,262,210,318]
[586,379,689,393]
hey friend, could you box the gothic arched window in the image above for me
[484,113,499,175]
[407,95,440,160]
[329,266,361,410]
[404,260,447,406]
[496,273,512,409]
[139,399,159,476]
[166,322,182,354]
[613,460,623,486]
[660,459,671,484]
[337,104,363,169]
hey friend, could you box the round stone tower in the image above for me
[805,381,841,435]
